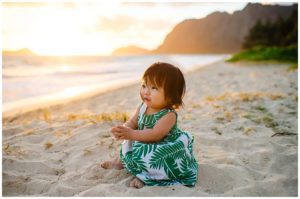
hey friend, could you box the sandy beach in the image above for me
[2,61,298,196]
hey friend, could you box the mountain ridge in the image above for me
[153,3,297,54]
[111,45,150,56]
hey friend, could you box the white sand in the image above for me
[2,61,298,196]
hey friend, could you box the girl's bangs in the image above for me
[143,73,165,88]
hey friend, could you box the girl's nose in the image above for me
[144,87,150,95]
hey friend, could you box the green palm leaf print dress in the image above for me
[120,103,198,186]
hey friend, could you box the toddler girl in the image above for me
[101,62,198,188]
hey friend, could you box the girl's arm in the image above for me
[123,105,139,129]
[110,105,140,139]
[113,112,176,143]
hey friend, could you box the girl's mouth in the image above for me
[143,97,151,102]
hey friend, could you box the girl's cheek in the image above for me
[140,87,145,94]
[139,89,143,98]
[150,89,157,93]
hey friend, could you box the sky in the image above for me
[2,1,291,56]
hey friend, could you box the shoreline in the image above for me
[3,60,297,196]
[3,77,139,118]
[3,59,226,119]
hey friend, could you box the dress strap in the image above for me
[138,103,147,125]
[139,103,147,116]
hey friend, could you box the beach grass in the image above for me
[288,63,298,71]
[205,92,286,103]
[226,46,298,68]
[67,112,130,123]
[44,141,53,150]
[203,91,294,138]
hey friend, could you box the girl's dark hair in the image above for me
[142,62,186,109]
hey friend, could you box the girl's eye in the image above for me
[141,84,146,88]
[151,86,158,90]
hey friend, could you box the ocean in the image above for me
[3,54,229,115]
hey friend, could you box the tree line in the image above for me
[243,8,298,49]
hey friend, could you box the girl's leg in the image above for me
[129,177,144,189]
[101,157,124,170]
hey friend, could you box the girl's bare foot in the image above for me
[101,158,124,170]
[129,177,144,189]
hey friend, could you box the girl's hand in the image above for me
[110,126,121,140]
[111,125,133,140]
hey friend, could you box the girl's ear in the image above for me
[165,97,173,109]
[172,104,180,110]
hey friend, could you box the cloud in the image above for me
[62,3,77,9]
[143,19,174,30]
[3,2,77,9]
[2,2,47,7]
[168,2,206,7]
[120,2,207,7]
[95,15,136,32]
[121,2,157,7]
[94,15,173,32]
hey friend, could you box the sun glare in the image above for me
[59,65,73,72]
[29,7,83,56]
[9,4,114,56]
[61,87,85,98]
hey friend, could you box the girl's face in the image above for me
[140,80,167,111]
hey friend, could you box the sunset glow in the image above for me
[3,2,249,56]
